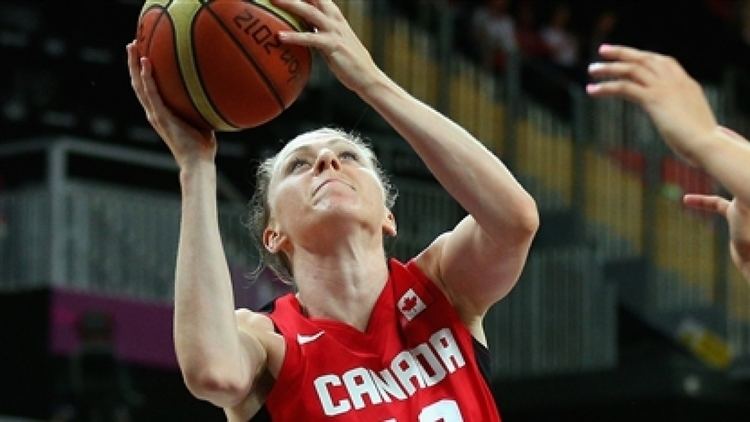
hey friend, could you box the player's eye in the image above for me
[339,150,359,161]
[287,158,310,173]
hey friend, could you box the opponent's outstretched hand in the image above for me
[684,194,750,278]
[127,41,217,169]
[587,44,717,166]
[271,0,382,95]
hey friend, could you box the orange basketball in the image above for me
[136,0,312,131]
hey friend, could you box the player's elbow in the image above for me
[513,193,540,237]
[182,366,250,407]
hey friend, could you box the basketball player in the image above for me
[587,44,750,281]
[127,0,538,420]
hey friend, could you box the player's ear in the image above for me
[382,209,397,237]
[263,227,287,253]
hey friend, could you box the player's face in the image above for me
[265,133,394,251]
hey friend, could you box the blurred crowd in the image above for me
[394,0,750,87]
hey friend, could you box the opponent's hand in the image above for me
[684,194,750,278]
[587,44,718,166]
[127,41,217,170]
[271,0,382,95]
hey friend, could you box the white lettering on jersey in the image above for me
[314,374,351,416]
[412,343,447,386]
[391,350,427,396]
[313,328,467,416]
[370,369,407,402]
[430,328,465,372]
[343,368,383,410]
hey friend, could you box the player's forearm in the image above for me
[358,74,538,239]
[698,128,750,208]
[173,162,250,389]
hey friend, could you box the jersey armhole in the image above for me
[404,258,492,379]
[472,337,493,386]
[238,300,275,422]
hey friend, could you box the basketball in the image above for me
[136,0,312,131]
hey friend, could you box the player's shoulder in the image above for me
[235,308,275,333]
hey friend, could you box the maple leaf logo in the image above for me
[401,296,418,312]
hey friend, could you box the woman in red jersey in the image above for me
[127,0,538,420]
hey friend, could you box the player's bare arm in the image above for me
[127,41,269,408]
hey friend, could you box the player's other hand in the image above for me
[127,41,217,170]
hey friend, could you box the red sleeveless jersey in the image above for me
[263,259,501,421]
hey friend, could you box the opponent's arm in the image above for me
[273,0,538,321]
[587,44,750,208]
[682,195,750,280]
[588,44,750,281]
[127,42,266,407]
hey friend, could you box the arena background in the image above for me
[1,0,750,420]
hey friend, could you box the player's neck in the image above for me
[292,243,389,332]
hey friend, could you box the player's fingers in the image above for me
[588,61,654,85]
[683,194,730,216]
[585,80,648,104]
[272,0,330,30]
[306,0,342,18]
[127,42,149,106]
[139,57,173,129]
[278,30,330,50]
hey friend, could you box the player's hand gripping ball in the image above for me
[136,0,311,131]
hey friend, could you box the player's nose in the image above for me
[314,149,341,174]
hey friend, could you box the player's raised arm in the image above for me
[588,44,750,281]
[127,41,267,407]
[273,0,539,329]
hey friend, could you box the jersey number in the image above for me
[384,399,464,422]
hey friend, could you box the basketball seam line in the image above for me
[203,2,287,112]
[142,3,214,130]
[190,4,237,130]
[242,0,309,33]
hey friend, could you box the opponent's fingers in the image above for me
[598,44,682,76]
[588,61,655,86]
[272,0,330,31]
[683,194,730,216]
[585,80,648,104]
[597,44,654,64]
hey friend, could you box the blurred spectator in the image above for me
[515,0,550,60]
[540,2,579,72]
[471,0,517,71]
[450,0,485,62]
[705,0,739,24]
[587,9,618,62]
